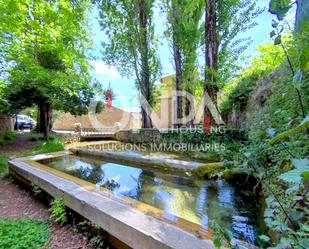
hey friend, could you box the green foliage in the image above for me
[27,132,45,142]
[0,130,17,145]
[162,0,204,93]
[209,220,234,249]
[191,151,221,162]
[220,42,286,115]
[160,128,246,162]
[216,0,263,84]
[3,130,17,141]
[0,218,49,249]
[269,0,309,34]
[34,139,64,154]
[278,158,309,184]
[269,0,293,20]
[270,115,309,144]
[73,220,105,247]
[224,23,309,248]
[0,154,8,174]
[20,107,38,121]
[24,136,64,156]
[0,0,96,116]
[160,128,247,145]
[31,184,42,196]
[49,197,67,226]
[99,0,160,107]
[191,163,224,178]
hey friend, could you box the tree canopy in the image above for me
[0,0,97,136]
[98,0,161,128]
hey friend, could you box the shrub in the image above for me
[0,218,49,249]
[23,137,65,156]
[220,42,286,115]
[160,128,247,145]
[0,130,17,145]
[49,197,67,225]
[36,139,64,154]
[0,154,8,174]
[3,131,17,141]
[27,133,44,141]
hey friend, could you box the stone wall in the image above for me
[114,129,161,143]
[226,65,285,129]
[0,115,14,135]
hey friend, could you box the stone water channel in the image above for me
[9,142,264,248]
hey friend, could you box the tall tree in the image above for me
[0,0,96,138]
[163,0,204,127]
[203,0,261,124]
[99,0,160,128]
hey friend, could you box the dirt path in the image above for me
[0,133,98,249]
[0,132,36,158]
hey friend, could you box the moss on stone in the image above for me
[191,163,224,178]
[222,169,260,194]
[222,169,244,180]
[191,152,221,162]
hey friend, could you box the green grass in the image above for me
[35,138,64,154]
[0,154,8,175]
[0,218,49,249]
[27,133,44,142]
[23,137,64,156]
[0,131,17,145]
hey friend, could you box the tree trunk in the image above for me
[139,0,153,128]
[172,5,183,128]
[204,0,219,125]
[38,101,52,139]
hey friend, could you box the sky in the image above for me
[89,0,295,110]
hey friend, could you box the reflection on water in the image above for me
[40,155,263,244]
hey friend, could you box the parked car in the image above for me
[15,115,36,130]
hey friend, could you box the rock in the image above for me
[191,163,224,178]
[222,169,260,193]
[191,152,221,162]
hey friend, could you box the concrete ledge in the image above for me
[71,148,208,170]
[8,152,217,249]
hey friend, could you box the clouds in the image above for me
[90,60,122,79]
[90,60,140,108]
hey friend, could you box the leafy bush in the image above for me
[160,128,247,145]
[27,132,44,142]
[209,220,234,248]
[24,136,64,156]
[31,183,42,196]
[3,131,17,140]
[0,218,49,249]
[36,139,64,154]
[159,128,246,161]
[0,154,8,174]
[49,197,67,225]
[220,42,286,115]
[0,130,17,145]
[225,26,309,248]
